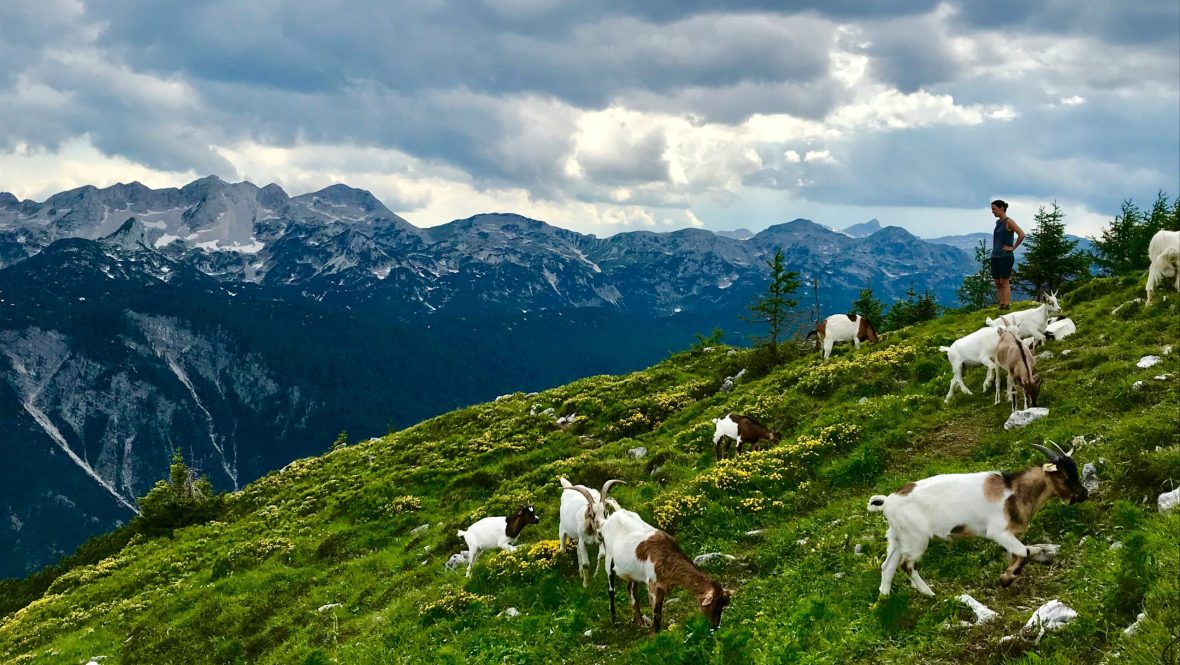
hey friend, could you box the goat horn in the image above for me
[600,479,626,499]
[1047,439,1070,458]
[564,484,596,507]
[1030,442,1061,462]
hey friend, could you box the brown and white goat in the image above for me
[711,413,779,459]
[601,503,731,633]
[807,314,880,360]
[558,478,625,586]
[995,328,1041,410]
[867,442,1088,596]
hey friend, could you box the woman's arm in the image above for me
[1005,218,1025,251]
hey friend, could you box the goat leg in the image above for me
[649,583,665,634]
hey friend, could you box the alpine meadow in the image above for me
[1,272,1176,664]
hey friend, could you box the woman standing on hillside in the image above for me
[990,199,1025,310]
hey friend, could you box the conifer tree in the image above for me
[884,285,940,330]
[135,449,219,536]
[1013,202,1091,296]
[1091,199,1144,275]
[743,248,801,353]
[851,281,887,329]
[957,239,997,311]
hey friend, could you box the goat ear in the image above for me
[1042,463,1058,473]
[701,589,715,606]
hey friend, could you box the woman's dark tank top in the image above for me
[993,218,1015,257]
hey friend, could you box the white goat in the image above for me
[1145,229,1180,304]
[558,478,625,587]
[456,505,539,577]
[940,324,1013,403]
[601,503,731,633]
[867,442,1088,596]
[985,293,1062,348]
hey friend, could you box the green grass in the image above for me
[2,277,1178,664]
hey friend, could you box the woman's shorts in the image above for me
[990,254,1015,279]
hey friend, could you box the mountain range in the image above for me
[0,176,975,577]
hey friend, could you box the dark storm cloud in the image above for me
[950,0,1180,47]
[751,97,1180,212]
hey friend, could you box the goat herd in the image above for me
[451,234,1180,635]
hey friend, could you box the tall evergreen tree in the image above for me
[851,281,887,329]
[743,248,801,353]
[1013,202,1091,296]
[1091,199,1144,275]
[957,239,997,311]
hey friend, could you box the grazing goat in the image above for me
[940,323,1017,403]
[867,442,1087,596]
[601,503,731,633]
[985,293,1062,348]
[995,328,1041,410]
[1145,229,1180,304]
[558,478,625,587]
[456,505,539,577]
[711,413,779,459]
[807,314,880,360]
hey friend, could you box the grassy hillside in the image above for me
[2,276,1177,664]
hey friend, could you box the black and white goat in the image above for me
[867,442,1087,596]
[456,505,539,577]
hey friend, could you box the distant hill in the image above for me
[841,218,881,238]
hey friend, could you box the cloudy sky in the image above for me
[2,1,1177,238]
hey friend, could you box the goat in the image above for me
[456,505,539,577]
[711,413,779,459]
[1145,229,1180,304]
[940,323,1016,403]
[558,478,625,587]
[806,314,880,360]
[995,328,1041,410]
[867,442,1087,596]
[601,503,731,633]
[985,293,1062,349]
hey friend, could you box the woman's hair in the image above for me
[991,199,1008,211]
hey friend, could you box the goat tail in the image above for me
[867,495,888,512]
[559,477,572,489]
[938,346,951,353]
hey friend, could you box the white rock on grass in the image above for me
[317,603,342,612]
[500,607,521,618]
[628,446,647,459]
[693,552,737,566]
[1164,345,1174,355]
[1024,599,1078,644]
[445,552,471,571]
[1137,355,1161,368]
[1004,408,1049,430]
[1159,488,1180,513]
[957,594,999,626]
[410,523,430,535]
[1123,612,1146,636]
[1027,544,1060,563]
[1082,463,1100,492]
